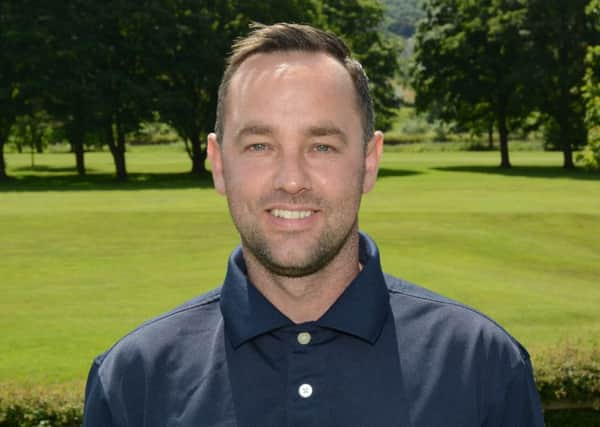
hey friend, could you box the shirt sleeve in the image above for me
[484,357,545,427]
[83,357,118,427]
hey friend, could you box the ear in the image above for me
[362,131,384,194]
[207,133,226,195]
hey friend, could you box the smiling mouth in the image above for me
[269,209,315,219]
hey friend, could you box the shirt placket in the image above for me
[286,326,326,427]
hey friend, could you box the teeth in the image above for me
[270,209,314,219]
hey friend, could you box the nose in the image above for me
[273,149,311,194]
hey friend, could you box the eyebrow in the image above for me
[235,124,275,141]
[234,122,348,144]
[304,124,347,144]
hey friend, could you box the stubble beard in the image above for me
[239,217,359,278]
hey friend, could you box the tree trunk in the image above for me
[0,137,7,180]
[105,121,127,180]
[562,143,575,169]
[69,112,86,175]
[190,133,207,175]
[35,137,43,154]
[71,130,86,176]
[497,113,511,168]
[115,124,127,180]
[557,7,576,170]
[0,118,14,180]
[557,105,575,169]
[75,144,85,176]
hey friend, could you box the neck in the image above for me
[243,233,361,324]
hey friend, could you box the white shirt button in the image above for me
[297,332,312,345]
[298,383,313,398]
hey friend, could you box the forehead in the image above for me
[232,50,352,86]
[223,51,360,139]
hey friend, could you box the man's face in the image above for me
[208,51,382,277]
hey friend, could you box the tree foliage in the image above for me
[0,1,28,179]
[412,0,534,168]
[41,1,103,175]
[577,0,600,170]
[582,0,600,128]
[526,0,597,168]
[381,0,425,37]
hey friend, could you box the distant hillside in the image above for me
[381,0,425,38]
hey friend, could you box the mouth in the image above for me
[268,208,316,220]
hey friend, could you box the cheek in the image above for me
[222,160,268,208]
[223,157,260,187]
[313,159,364,193]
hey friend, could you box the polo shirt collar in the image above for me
[220,232,389,348]
[317,233,389,343]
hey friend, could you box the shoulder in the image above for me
[84,288,231,425]
[384,274,530,364]
[93,286,225,372]
[383,274,543,425]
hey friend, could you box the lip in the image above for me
[264,206,321,230]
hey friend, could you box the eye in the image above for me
[248,143,268,152]
[313,144,332,153]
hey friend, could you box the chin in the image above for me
[262,259,327,278]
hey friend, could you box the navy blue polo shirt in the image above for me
[83,233,544,426]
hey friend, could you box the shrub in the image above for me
[533,341,600,411]
[0,382,83,427]
[577,129,600,171]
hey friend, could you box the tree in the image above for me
[93,1,164,180]
[412,0,535,168]
[153,1,236,176]
[0,0,51,179]
[526,0,597,169]
[578,0,600,169]
[40,0,105,176]
[0,1,26,179]
[42,1,164,180]
[583,0,600,127]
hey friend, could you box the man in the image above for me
[83,23,544,426]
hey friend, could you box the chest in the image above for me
[132,323,485,427]
[222,325,481,427]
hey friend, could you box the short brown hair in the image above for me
[214,23,374,144]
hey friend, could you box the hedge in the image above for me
[1,343,598,426]
[0,382,82,427]
[533,342,600,426]
[533,343,600,409]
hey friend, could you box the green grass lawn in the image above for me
[1,146,599,386]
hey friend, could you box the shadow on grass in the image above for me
[0,167,420,192]
[0,172,215,192]
[434,165,600,181]
[378,168,422,178]
[12,165,97,173]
